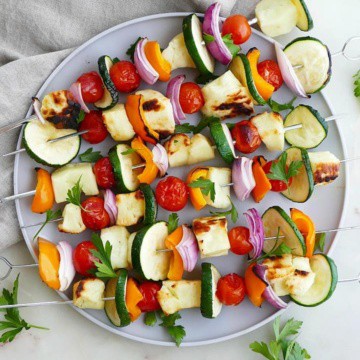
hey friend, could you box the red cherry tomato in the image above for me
[77,71,104,103]
[79,110,108,144]
[262,160,292,192]
[222,15,252,45]
[257,60,284,91]
[231,120,261,154]
[216,273,246,306]
[93,157,115,189]
[228,226,253,255]
[137,281,162,312]
[109,61,141,93]
[73,241,97,276]
[179,82,205,114]
[81,197,110,230]
[155,176,189,211]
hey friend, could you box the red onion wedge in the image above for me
[232,157,255,202]
[134,38,159,85]
[176,225,199,272]
[69,82,90,113]
[253,264,288,309]
[166,75,186,124]
[152,143,169,177]
[275,43,308,98]
[104,189,117,225]
[203,2,233,65]
[57,241,76,292]
[244,208,264,259]
[32,97,46,124]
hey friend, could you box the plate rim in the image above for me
[13,11,349,347]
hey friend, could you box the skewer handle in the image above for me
[0,115,37,135]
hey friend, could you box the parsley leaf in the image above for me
[267,97,296,112]
[76,109,85,124]
[79,148,102,163]
[193,116,220,134]
[175,123,195,134]
[66,177,83,208]
[144,312,157,327]
[121,148,137,155]
[167,213,179,234]
[32,209,62,241]
[159,311,186,347]
[89,233,117,279]
[196,73,218,85]
[126,37,142,62]
[0,275,48,343]
[203,33,240,58]
[188,177,216,202]
[353,70,360,97]
[112,57,120,64]
[315,232,326,252]
[210,197,238,223]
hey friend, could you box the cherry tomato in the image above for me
[81,197,110,230]
[137,281,162,312]
[179,82,205,114]
[222,15,252,45]
[216,273,246,306]
[231,120,261,154]
[93,157,115,189]
[77,71,104,103]
[228,226,253,255]
[155,176,189,211]
[109,60,141,93]
[73,241,97,276]
[257,60,283,91]
[79,110,108,144]
[262,160,293,192]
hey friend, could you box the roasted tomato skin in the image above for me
[155,176,189,211]
[77,71,104,103]
[179,82,205,114]
[257,60,284,91]
[93,157,116,189]
[228,226,253,255]
[216,273,246,306]
[81,197,110,230]
[73,241,97,276]
[137,281,162,312]
[109,61,141,93]
[231,120,261,154]
[79,110,108,144]
[222,15,252,45]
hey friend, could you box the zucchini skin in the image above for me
[139,184,157,226]
[108,145,131,193]
[115,269,132,327]
[209,120,235,164]
[200,262,214,319]
[291,0,314,31]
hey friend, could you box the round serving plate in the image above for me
[14,12,348,346]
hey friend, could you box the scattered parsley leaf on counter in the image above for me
[159,311,186,347]
[0,275,48,343]
[167,213,179,234]
[32,209,62,241]
[267,97,296,113]
[79,148,102,163]
[126,36,142,62]
[353,70,360,97]
[315,232,326,252]
[76,109,85,124]
[188,178,216,202]
[144,312,157,327]
[121,148,137,155]
[175,123,195,134]
[210,197,239,223]
[193,116,220,134]
[66,177,83,208]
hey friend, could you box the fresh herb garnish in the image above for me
[195,73,218,85]
[66,177,83,208]
[126,36,142,62]
[121,148,137,155]
[353,69,360,97]
[250,316,310,360]
[89,233,117,279]
[315,232,326,252]
[175,123,195,134]
[167,213,179,234]
[0,275,48,343]
[76,109,85,124]
[227,122,235,131]
[266,152,302,189]
[79,148,102,163]
[193,116,220,134]
[267,97,296,112]
[112,57,120,64]
[32,209,62,241]
[144,311,157,327]
[210,197,238,223]
[203,33,239,57]
[159,311,186,347]
[188,178,216,202]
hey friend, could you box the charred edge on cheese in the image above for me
[142,99,161,112]
[312,163,340,185]
[213,91,253,118]
[193,217,227,234]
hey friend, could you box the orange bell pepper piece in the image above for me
[131,136,158,184]
[31,168,55,214]
[165,226,184,280]
[290,208,316,258]
[186,167,208,211]
[38,238,60,290]
[125,278,144,322]
[251,157,271,203]
[247,48,275,101]
[144,41,171,82]
[125,94,158,145]
[244,263,267,307]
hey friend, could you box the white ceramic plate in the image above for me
[14,13,348,346]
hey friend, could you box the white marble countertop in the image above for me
[1,0,360,358]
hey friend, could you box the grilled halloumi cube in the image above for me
[136,89,175,138]
[157,280,201,315]
[127,232,136,269]
[58,203,86,234]
[116,190,145,227]
[100,226,130,270]
[188,134,215,165]
[201,71,253,119]
[193,216,230,258]
[204,167,231,209]
[308,151,340,185]
[250,112,285,151]
[73,278,105,310]
[51,163,99,203]
[102,103,135,141]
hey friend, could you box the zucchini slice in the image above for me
[104,269,131,327]
[284,37,331,94]
[139,183,157,226]
[108,144,142,193]
[281,147,314,203]
[95,55,119,110]
[229,54,265,105]
[182,14,215,76]
[291,0,314,31]
[131,221,171,281]
[290,254,338,306]
[209,120,236,164]
[23,119,80,167]
[262,206,306,256]
[284,105,328,149]
[201,263,222,318]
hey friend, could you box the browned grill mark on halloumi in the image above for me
[193,217,226,234]
[75,280,85,298]
[294,269,310,277]
[143,99,161,112]
[313,163,340,185]
[213,91,253,118]
[134,190,145,200]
